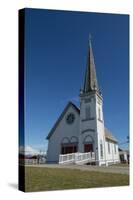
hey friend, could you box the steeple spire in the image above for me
[83,35,100,94]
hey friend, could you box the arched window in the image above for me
[61,137,78,154]
[98,107,101,120]
[61,137,70,144]
[70,136,78,143]
[83,135,93,143]
[100,140,103,158]
[86,106,91,120]
[114,143,116,154]
[83,135,94,152]
[108,142,110,154]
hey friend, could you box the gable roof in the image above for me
[105,127,118,143]
[46,102,80,140]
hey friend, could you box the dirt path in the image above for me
[26,164,129,175]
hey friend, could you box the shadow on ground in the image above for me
[8,183,18,190]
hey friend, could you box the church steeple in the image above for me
[82,35,100,94]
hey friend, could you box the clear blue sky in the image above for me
[23,8,129,151]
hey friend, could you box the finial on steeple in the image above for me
[89,33,92,49]
[89,33,92,43]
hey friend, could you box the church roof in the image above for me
[105,127,118,143]
[83,36,100,94]
[46,102,80,140]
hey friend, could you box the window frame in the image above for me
[85,106,91,120]
[100,141,103,158]
[108,142,110,154]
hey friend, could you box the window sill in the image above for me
[82,118,95,122]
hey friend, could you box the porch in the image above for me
[59,152,95,165]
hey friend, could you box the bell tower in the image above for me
[79,35,106,166]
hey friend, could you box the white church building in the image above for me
[46,37,120,166]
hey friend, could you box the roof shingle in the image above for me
[105,127,118,143]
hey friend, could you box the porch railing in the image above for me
[59,152,95,165]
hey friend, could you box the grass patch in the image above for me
[24,166,129,192]
[112,163,129,167]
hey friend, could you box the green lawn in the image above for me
[112,163,129,167]
[24,166,129,192]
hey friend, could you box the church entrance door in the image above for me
[84,143,93,152]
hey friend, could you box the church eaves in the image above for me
[46,102,80,140]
